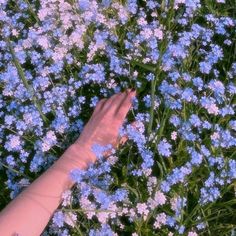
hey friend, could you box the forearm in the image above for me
[0,144,96,236]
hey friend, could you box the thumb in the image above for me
[102,121,139,158]
[116,121,139,148]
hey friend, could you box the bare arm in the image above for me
[0,89,136,236]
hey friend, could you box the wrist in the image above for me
[60,143,97,168]
[51,144,97,187]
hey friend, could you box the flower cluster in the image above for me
[0,0,236,235]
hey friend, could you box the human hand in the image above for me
[75,89,136,155]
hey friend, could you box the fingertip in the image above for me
[130,88,137,97]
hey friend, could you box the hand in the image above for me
[75,89,136,157]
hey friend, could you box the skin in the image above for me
[0,89,136,236]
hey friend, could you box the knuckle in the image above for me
[99,98,107,103]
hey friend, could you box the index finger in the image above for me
[113,89,136,121]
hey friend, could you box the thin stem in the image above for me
[6,38,48,123]
[23,0,40,24]
[62,208,123,214]
[0,160,32,180]
[147,78,157,136]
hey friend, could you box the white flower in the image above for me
[171,131,177,140]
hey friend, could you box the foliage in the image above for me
[0,0,236,235]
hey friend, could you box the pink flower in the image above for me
[136,203,149,220]
[154,28,164,40]
[188,231,198,236]
[171,131,177,140]
[153,213,167,229]
[154,191,167,206]
[64,212,77,227]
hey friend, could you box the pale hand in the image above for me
[72,89,136,162]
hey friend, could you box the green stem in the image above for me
[23,0,40,24]
[147,78,157,135]
[6,38,48,123]
[62,208,122,214]
[0,160,32,180]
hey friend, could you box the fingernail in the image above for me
[131,89,136,96]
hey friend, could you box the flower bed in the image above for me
[0,0,235,235]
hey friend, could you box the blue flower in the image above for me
[79,64,106,84]
[146,0,159,9]
[199,61,212,74]
[219,105,234,117]
[112,189,128,202]
[141,148,154,169]
[208,79,225,96]
[229,120,236,131]
[178,225,185,234]
[202,120,212,129]
[91,143,113,159]
[6,155,16,167]
[101,0,111,8]
[94,191,111,209]
[200,145,210,157]
[188,147,203,166]
[30,153,44,172]
[228,160,236,179]
[146,73,155,81]
[127,0,138,14]
[90,96,99,107]
[166,216,176,227]
[52,211,65,228]
[192,77,204,90]
[202,187,221,204]
[157,139,172,157]
[160,181,171,193]
[168,71,180,82]
[143,95,151,108]
[70,168,86,183]
[169,115,181,127]
[78,0,90,11]
[181,87,197,103]
[189,114,201,127]
[89,224,116,236]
